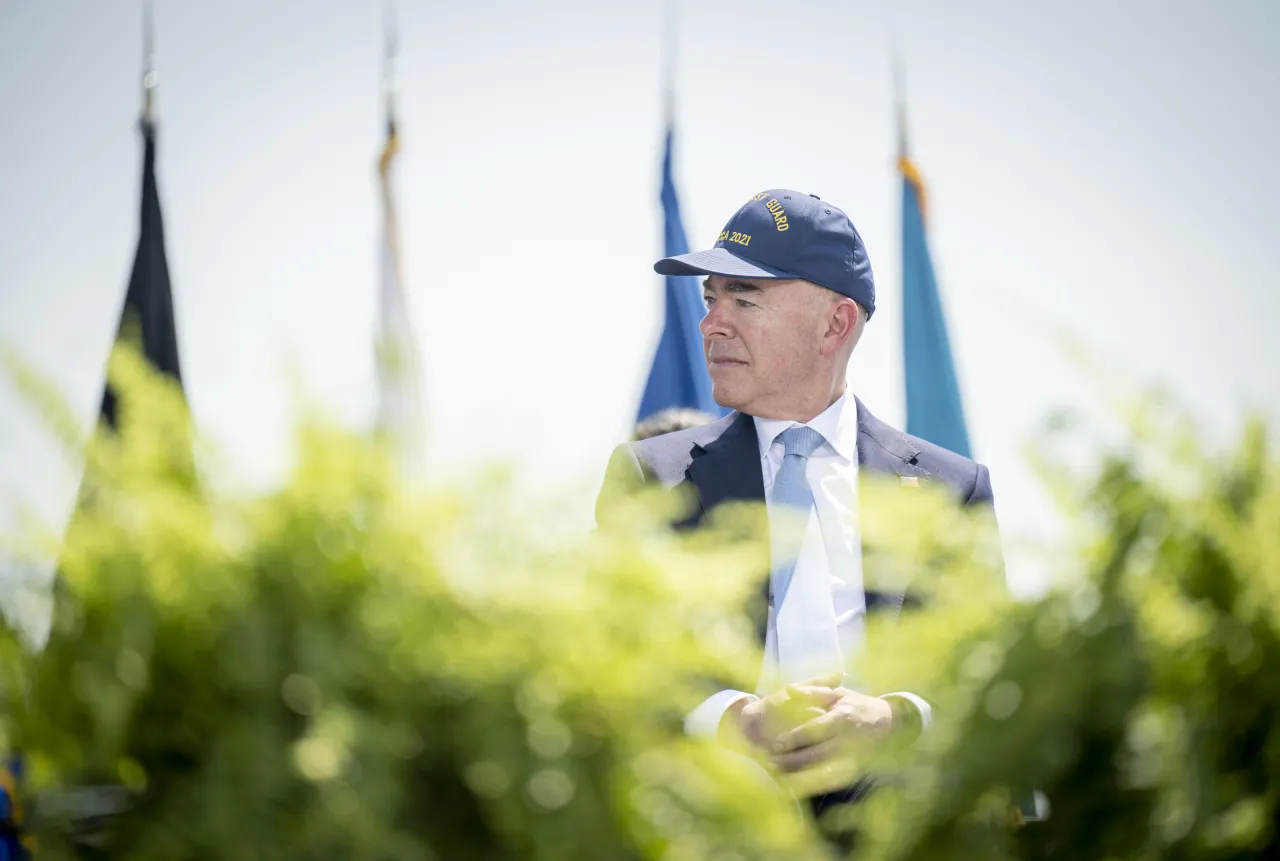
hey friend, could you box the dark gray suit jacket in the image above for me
[598,397,997,620]
[596,397,1000,821]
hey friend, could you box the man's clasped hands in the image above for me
[718,671,909,797]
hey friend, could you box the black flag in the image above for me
[41,119,193,846]
[100,119,184,427]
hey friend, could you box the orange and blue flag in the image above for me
[900,144,971,458]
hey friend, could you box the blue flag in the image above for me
[636,128,727,423]
[901,155,972,458]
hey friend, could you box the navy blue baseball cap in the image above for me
[654,189,876,318]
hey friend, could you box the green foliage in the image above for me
[2,345,1278,859]
[846,403,1280,861]
[3,347,817,860]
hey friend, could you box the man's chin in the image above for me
[710,386,745,412]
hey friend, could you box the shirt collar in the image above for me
[752,392,858,463]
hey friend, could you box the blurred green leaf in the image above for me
[2,347,1278,860]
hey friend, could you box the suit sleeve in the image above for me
[594,442,646,528]
[965,461,1007,589]
[965,463,995,507]
[883,462,1000,736]
[594,444,754,742]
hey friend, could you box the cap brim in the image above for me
[653,247,799,280]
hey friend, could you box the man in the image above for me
[598,189,998,818]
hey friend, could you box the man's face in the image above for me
[698,275,830,418]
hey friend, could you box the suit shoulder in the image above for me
[630,422,712,462]
[902,433,993,505]
[630,413,738,486]
[903,432,978,473]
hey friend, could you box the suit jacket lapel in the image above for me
[684,401,930,510]
[681,412,770,637]
[680,401,931,629]
[855,398,929,620]
[683,412,765,522]
[855,397,927,479]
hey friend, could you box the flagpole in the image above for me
[892,49,927,222]
[374,0,426,478]
[378,0,402,298]
[891,46,908,159]
[141,0,157,124]
[661,0,677,128]
[382,0,399,140]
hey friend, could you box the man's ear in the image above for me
[822,300,861,353]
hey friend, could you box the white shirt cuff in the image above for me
[880,691,934,731]
[684,689,757,740]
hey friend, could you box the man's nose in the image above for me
[699,304,732,340]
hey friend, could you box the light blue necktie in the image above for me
[769,426,826,608]
[768,425,846,683]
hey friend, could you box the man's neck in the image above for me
[751,383,847,423]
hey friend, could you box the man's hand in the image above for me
[770,687,894,773]
[718,678,912,797]
[717,672,844,757]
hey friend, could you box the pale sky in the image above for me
[2,0,1278,600]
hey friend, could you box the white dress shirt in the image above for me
[685,392,932,738]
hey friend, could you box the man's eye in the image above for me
[703,296,715,308]
[735,299,754,309]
